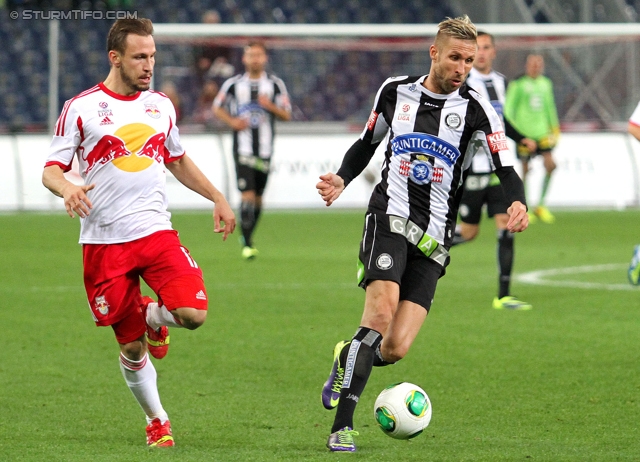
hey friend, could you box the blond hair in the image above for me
[435,15,477,48]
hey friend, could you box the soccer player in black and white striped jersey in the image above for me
[213,41,291,260]
[317,16,529,452]
[453,31,536,311]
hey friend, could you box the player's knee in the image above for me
[543,155,556,172]
[380,341,409,363]
[174,308,207,330]
[121,339,146,361]
[461,228,478,241]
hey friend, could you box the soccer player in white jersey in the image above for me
[42,19,235,448]
[316,16,529,452]
[213,41,291,260]
[453,31,536,310]
[627,101,640,284]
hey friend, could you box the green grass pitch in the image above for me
[1,209,639,461]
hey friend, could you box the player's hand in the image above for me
[213,197,236,241]
[230,117,250,131]
[506,201,528,233]
[520,137,537,153]
[316,173,345,207]
[257,94,274,111]
[61,183,95,218]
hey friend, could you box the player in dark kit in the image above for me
[213,41,291,260]
[316,16,529,452]
[453,31,536,310]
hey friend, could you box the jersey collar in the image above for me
[99,82,141,101]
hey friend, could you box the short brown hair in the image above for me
[477,30,495,45]
[245,40,267,53]
[435,15,477,48]
[107,18,154,54]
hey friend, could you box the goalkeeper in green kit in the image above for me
[504,54,560,224]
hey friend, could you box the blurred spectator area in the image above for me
[1,0,639,132]
[0,0,455,131]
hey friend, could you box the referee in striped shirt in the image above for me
[213,41,291,259]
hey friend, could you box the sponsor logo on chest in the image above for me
[398,158,443,184]
[391,132,461,167]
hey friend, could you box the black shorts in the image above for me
[357,211,446,311]
[459,174,509,224]
[516,143,553,161]
[235,163,269,196]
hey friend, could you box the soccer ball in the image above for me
[373,382,432,440]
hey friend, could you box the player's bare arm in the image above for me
[166,154,236,239]
[316,173,345,207]
[258,94,291,121]
[318,139,378,207]
[42,164,95,218]
[212,105,250,131]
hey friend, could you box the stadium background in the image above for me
[1,0,639,132]
[2,2,640,461]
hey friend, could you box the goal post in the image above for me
[151,22,640,131]
[148,22,640,209]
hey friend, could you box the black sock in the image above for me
[254,204,262,224]
[372,343,393,367]
[332,327,382,432]
[240,201,256,247]
[497,229,514,299]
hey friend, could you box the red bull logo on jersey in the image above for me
[82,134,130,174]
[83,123,167,174]
[145,104,161,119]
[390,132,461,167]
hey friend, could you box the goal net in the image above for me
[152,23,640,133]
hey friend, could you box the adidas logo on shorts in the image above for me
[195,290,207,300]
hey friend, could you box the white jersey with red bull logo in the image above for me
[45,83,185,244]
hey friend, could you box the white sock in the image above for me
[119,353,169,424]
[145,302,182,330]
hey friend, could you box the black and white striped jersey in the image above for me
[213,71,290,160]
[360,75,515,246]
[465,67,516,174]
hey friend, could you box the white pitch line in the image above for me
[514,263,634,291]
